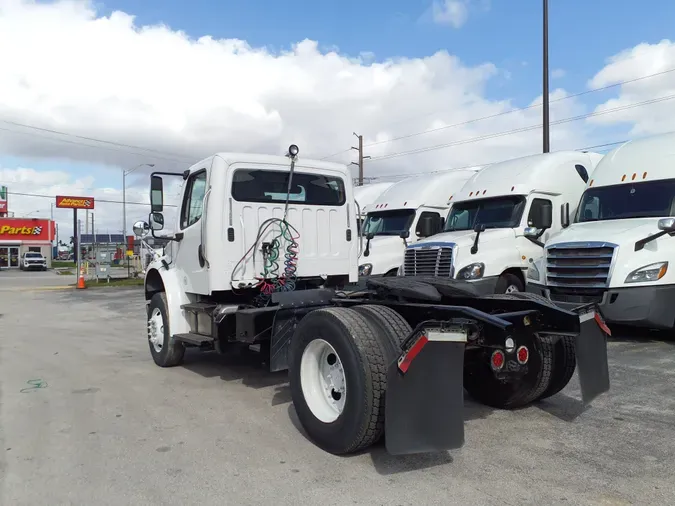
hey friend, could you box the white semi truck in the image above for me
[400,151,604,294]
[135,145,610,457]
[358,169,479,278]
[526,132,675,330]
[354,182,394,231]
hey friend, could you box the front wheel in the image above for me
[147,292,185,367]
[495,273,524,294]
[288,307,388,455]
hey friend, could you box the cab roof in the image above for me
[589,131,675,187]
[370,168,480,211]
[452,151,602,202]
[192,153,352,178]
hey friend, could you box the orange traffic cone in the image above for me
[76,264,86,289]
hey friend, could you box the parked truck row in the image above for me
[355,131,675,331]
[135,143,612,458]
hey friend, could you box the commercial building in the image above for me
[0,218,56,268]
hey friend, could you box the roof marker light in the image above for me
[511,186,515,191]
[643,172,648,179]
[632,173,637,181]
[621,175,626,181]
[589,179,594,187]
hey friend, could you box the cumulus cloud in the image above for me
[1,0,674,241]
[587,39,675,137]
[432,1,470,28]
[551,69,566,79]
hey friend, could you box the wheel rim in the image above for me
[148,308,164,353]
[300,339,347,423]
[505,284,520,293]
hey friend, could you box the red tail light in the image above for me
[491,350,505,370]
[516,346,529,364]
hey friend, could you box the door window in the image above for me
[527,198,553,227]
[180,171,207,229]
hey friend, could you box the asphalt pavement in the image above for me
[1,272,674,505]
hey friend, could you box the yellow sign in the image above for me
[126,250,134,257]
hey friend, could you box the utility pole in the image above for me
[542,0,550,153]
[350,132,370,186]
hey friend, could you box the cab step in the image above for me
[173,332,215,348]
[181,302,217,313]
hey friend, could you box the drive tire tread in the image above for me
[147,292,185,368]
[289,307,388,455]
[538,334,576,400]
[352,304,411,362]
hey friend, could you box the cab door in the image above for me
[173,168,210,294]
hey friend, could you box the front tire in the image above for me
[147,292,185,367]
[495,272,524,294]
[288,307,388,455]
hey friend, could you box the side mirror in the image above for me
[473,223,486,233]
[366,232,375,240]
[150,175,164,213]
[561,203,570,228]
[399,230,410,239]
[417,215,441,238]
[524,227,539,238]
[658,217,675,232]
[149,212,164,231]
[133,220,150,238]
[530,203,553,230]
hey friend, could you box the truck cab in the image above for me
[358,169,479,278]
[400,151,603,294]
[353,182,394,232]
[527,132,675,330]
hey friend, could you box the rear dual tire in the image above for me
[288,305,409,455]
[465,292,577,408]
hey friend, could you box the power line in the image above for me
[321,66,675,160]
[0,125,191,164]
[367,93,675,162]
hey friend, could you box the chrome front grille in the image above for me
[546,242,617,289]
[403,246,453,277]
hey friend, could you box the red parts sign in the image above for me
[0,219,54,241]
[55,195,95,209]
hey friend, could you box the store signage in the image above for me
[55,195,95,209]
[0,185,7,213]
[0,219,53,241]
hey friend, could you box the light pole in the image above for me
[123,163,155,242]
[542,0,550,153]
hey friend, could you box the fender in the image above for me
[145,264,192,335]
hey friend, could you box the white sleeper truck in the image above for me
[400,151,604,294]
[359,169,479,278]
[353,182,394,232]
[136,144,611,457]
[526,132,675,330]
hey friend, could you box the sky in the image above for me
[1,0,675,241]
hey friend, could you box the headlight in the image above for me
[457,263,484,280]
[526,261,540,281]
[625,262,668,283]
[359,263,373,276]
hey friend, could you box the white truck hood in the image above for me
[411,228,524,278]
[360,235,407,276]
[547,218,661,246]
[542,218,674,289]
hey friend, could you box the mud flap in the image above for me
[384,329,467,455]
[574,307,611,405]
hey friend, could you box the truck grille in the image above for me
[546,242,617,290]
[403,246,453,277]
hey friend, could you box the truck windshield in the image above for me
[576,179,675,222]
[363,209,415,236]
[444,195,526,231]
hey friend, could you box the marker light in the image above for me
[288,144,299,157]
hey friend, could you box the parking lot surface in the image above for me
[1,276,674,505]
